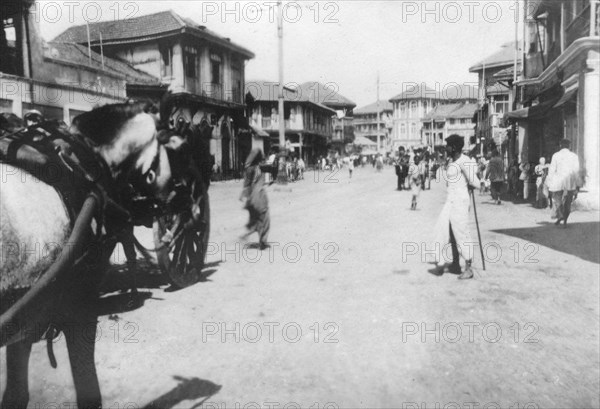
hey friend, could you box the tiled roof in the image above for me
[52,10,254,59]
[422,102,477,121]
[245,80,299,102]
[297,82,356,109]
[389,83,442,101]
[443,84,479,101]
[245,81,336,113]
[354,100,393,115]
[493,65,522,79]
[353,135,378,146]
[469,42,522,72]
[45,41,160,85]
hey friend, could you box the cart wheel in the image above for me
[153,178,210,288]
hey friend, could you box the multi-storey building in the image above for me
[389,84,477,149]
[246,81,335,164]
[506,0,599,207]
[469,42,522,157]
[421,102,477,148]
[352,100,393,152]
[297,81,356,153]
[389,84,443,149]
[0,0,147,122]
[52,10,255,178]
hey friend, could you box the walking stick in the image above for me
[470,189,486,270]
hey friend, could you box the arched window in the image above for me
[400,123,406,135]
[411,123,417,137]
[400,103,406,116]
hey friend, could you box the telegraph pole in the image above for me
[376,72,381,154]
[276,0,288,184]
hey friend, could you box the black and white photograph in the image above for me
[1,0,599,408]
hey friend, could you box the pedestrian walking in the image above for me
[477,155,488,195]
[430,135,480,279]
[519,161,532,200]
[239,148,270,249]
[534,157,549,208]
[395,160,403,190]
[547,139,581,226]
[409,161,422,210]
[297,157,305,180]
[508,158,519,199]
[485,149,505,204]
[375,155,383,172]
[347,156,354,179]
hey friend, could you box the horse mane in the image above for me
[70,101,157,146]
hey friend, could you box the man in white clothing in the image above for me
[547,139,581,225]
[431,134,480,279]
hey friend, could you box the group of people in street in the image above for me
[473,138,581,226]
[237,135,582,279]
[263,149,306,184]
[394,150,436,211]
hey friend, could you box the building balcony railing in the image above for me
[203,83,223,100]
[566,4,594,50]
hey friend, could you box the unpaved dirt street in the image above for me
[2,165,599,409]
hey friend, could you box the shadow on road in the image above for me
[142,375,222,409]
[95,291,153,317]
[492,221,600,264]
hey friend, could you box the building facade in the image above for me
[246,81,335,164]
[507,0,599,206]
[1,0,132,123]
[469,42,522,155]
[298,81,356,154]
[53,10,255,178]
[352,100,393,152]
[389,83,477,149]
[389,84,442,149]
[421,102,477,148]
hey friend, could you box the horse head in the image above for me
[70,102,172,203]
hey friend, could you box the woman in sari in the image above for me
[239,148,270,248]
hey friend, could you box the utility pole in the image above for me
[85,20,92,67]
[276,0,288,184]
[376,72,381,154]
[480,61,486,156]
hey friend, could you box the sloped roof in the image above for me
[52,10,254,59]
[245,80,297,102]
[469,41,521,72]
[354,100,393,115]
[493,65,522,79]
[389,83,442,101]
[297,82,356,110]
[443,84,479,101]
[245,81,336,113]
[422,102,477,121]
[354,135,378,146]
[44,41,160,85]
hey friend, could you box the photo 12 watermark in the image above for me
[198,1,340,24]
[201,321,340,344]
[401,321,540,344]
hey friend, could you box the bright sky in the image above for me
[38,1,523,107]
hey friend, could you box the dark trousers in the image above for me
[397,176,404,190]
[490,181,503,201]
[552,190,575,221]
[449,224,460,266]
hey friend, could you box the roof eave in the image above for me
[183,27,255,59]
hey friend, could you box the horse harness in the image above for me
[0,121,163,363]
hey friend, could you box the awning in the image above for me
[504,98,559,121]
[553,88,578,108]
